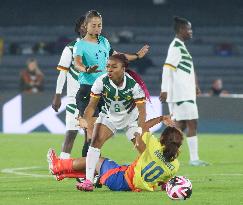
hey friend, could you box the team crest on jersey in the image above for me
[114,95,120,101]
[126,95,132,101]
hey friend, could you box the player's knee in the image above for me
[91,135,105,149]
[66,130,78,137]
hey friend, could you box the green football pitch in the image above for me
[0,133,242,205]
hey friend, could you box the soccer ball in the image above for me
[166,176,192,200]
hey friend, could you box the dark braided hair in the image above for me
[109,54,151,101]
[74,16,85,37]
[160,127,183,162]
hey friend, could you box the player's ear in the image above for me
[122,66,126,72]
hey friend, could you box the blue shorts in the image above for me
[100,158,131,191]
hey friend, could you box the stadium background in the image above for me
[0,0,242,133]
[0,1,243,205]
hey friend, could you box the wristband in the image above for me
[136,127,143,135]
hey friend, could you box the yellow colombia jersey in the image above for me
[127,132,180,191]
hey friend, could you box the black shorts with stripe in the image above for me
[76,84,104,117]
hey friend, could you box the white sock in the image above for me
[59,152,70,159]
[86,146,101,183]
[186,136,199,161]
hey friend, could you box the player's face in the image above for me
[86,17,102,36]
[28,61,37,71]
[182,23,193,40]
[106,59,125,82]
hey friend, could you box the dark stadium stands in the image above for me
[0,0,243,94]
[1,0,243,27]
[0,26,243,95]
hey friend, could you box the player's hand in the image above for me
[76,115,88,128]
[136,45,150,59]
[161,115,175,127]
[52,94,61,112]
[196,87,201,96]
[159,92,167,102]
[86,65,101,73]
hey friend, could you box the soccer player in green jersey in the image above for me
[52,16,88,160]
[160,16,209,166]
[73,10,149,156]
[76,54,152,190]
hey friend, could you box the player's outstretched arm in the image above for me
[74,56,87,72]
[113,44,150,61]
[134,115,175,154]
[144,115,175,132]
[136,102,146,131]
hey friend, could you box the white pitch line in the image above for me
[1,166,243,179]
[1,166,52,178]
[184,173,243,177]
[210,173,243,176]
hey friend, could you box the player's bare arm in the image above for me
[195,74,201,96]
[52,70,67,112]
[52,94,61,112]
[159,92,167,102]
[136,101,146,130]
[144,115,175,132]
[74,56,100,73]
[113,44,150,61]
[78,96,100,129]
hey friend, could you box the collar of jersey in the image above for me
[80,38,99,45]
[174,37,185,45]
[109,73,127,90]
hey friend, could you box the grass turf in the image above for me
[0,133,243,205]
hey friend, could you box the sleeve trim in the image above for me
[57,66,69,71]
[164,63,177,70]
[134,97,146,104]
[90,92,101,98]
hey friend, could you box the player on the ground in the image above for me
[73,10,150,155]
[160,16,209,166]
[76,54,161,191]
[51,16,87,159]
[47,116,181,192]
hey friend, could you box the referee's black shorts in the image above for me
[76,84,104,117]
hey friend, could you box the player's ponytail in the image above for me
[74,16,86,37]
[160,127,183,162]
[126,69,151,102]
[109,54,151,101]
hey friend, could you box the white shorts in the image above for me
[65,97,79,130]
[168,101,199,121]
[95,112,141,141]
